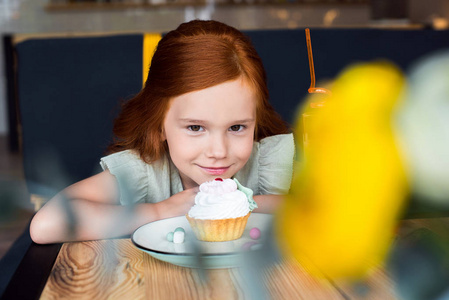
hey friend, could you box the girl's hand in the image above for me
[155,187,199,220]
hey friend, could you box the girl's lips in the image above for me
[200,166,230,175]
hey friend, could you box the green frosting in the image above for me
[233,178,258,211]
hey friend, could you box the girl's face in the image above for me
[163,78,256,189]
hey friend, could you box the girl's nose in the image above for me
[205,133,227,159]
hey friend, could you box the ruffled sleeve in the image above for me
[258,133,295,194]
[99,150,178,205]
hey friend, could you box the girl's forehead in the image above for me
[167,79,257,118]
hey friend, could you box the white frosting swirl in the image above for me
[188,179,250,220]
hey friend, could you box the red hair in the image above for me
[109,20,289,163]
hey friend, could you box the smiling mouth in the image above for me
[199,166,230,175]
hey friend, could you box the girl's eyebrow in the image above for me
[179,118,255,124]
[232,119,255,124]
[178,119,207,124]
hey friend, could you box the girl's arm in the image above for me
[30,170,197,244]
[252,194,285,213]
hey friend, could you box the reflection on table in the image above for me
[40,236,398,299]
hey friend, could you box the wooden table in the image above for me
[6,217,448,299]
[38,239,397,300]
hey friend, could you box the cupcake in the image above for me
[186,178,257,242]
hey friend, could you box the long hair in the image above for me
[109,20,289,163]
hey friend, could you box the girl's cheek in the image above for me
[235,139,254,158]
[182,137,205,152]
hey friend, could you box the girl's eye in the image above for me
[229,125,245,132]
[188,125,203,132]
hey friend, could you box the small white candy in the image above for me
[173,230,185,244]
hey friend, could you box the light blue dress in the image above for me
[100,133,295,205]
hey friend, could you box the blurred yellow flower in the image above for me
[276,62,409,279]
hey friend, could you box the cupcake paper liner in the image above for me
[186,213,251,242]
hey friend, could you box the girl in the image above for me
[30,20,295,244]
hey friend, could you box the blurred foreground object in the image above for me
[276,62,409,279]
[387,51,449,300]
[397,50,449,207]
[389,226,449,300]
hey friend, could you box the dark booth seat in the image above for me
[15,35,143,198]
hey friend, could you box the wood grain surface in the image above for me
[39,236,399,300]
[41,239,145,299]
[43,218,449,299]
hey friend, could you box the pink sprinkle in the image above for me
[249,227,261,240]
[214,178,223,181]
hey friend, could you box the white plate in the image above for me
[131,213,272,269]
